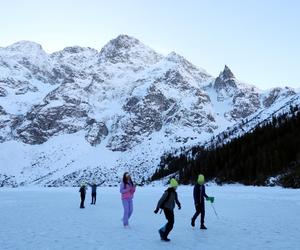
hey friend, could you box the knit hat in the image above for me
[170,178,179,188]
[197,174,205,185]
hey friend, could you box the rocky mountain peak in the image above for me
[98,34,163,65]
[166,52,196,68]
[221,65,235,79]
[166,51,186,62]
[164,52,211,83]
[50,46,98,65]
[214,65,238,92]
[60,46,97,54]
[4,41,45,55]
[0,41,54,84]
[1,40,50,69]
[219,65,235,81]
[104,34,141,50]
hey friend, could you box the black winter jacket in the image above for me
[193,184,208,205]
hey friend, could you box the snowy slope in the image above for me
[0,186,299,250]
[204,91,300,149]
[0,34,299,186]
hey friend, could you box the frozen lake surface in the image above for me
[0,185,299,250]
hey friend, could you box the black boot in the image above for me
[200,224,207,230]
[159,229,170,242]
[191,218,195,227]
[158,229,164,239]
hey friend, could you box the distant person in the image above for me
[154,178,181,242]
[79,183,87,209]
[120,172,136,228]
[191,174,214,229]
[88,181,105,205]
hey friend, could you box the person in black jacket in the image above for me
[191,174,214,229]
[154,178,181,242]
[79,183,87,209]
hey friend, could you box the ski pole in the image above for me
[210,203,219,219]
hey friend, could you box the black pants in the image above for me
[80,194,85,208]
[91,192,96,204]
[192,203,205,225]
[162,209,174,238]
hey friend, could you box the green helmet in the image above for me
[197,174,205,185]
[170,178,179,188]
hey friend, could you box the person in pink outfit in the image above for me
[120,172,136,227]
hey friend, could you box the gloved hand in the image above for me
[178,205,181,210]
[154,208,159,214]
[206,197,215,203]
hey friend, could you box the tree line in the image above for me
[151,105,300,188]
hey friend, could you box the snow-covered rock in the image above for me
[0,35,298,186]
[98,34,163,66]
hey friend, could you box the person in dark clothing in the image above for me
[154,178,181,242]
[88,181,104,205]
[79,183,87,209]
[191,174,214,229]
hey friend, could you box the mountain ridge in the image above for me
[0,34,298,187]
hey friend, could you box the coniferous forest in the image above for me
[151,105,300,188]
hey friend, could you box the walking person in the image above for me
[154,178,181,242]
[88,181,105,205]
[79,182,87,209]
[191,174,214,229]
[120,172,136,228]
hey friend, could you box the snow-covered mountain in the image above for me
[0,34,298,187]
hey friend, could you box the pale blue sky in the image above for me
[1,0,299,89]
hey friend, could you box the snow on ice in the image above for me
[0,185,299,250]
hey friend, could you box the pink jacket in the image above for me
[120,182,136,200]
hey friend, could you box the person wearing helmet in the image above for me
[120,172,136,227]
[191,174,214,229]
[154,178,181,242]
[79,182,87,209]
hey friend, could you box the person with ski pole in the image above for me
[191,174,214,229]
[154,178,181,242]
[120,172,136,228]
[87,180,105,205]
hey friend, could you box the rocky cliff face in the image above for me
[0,35,298,186]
